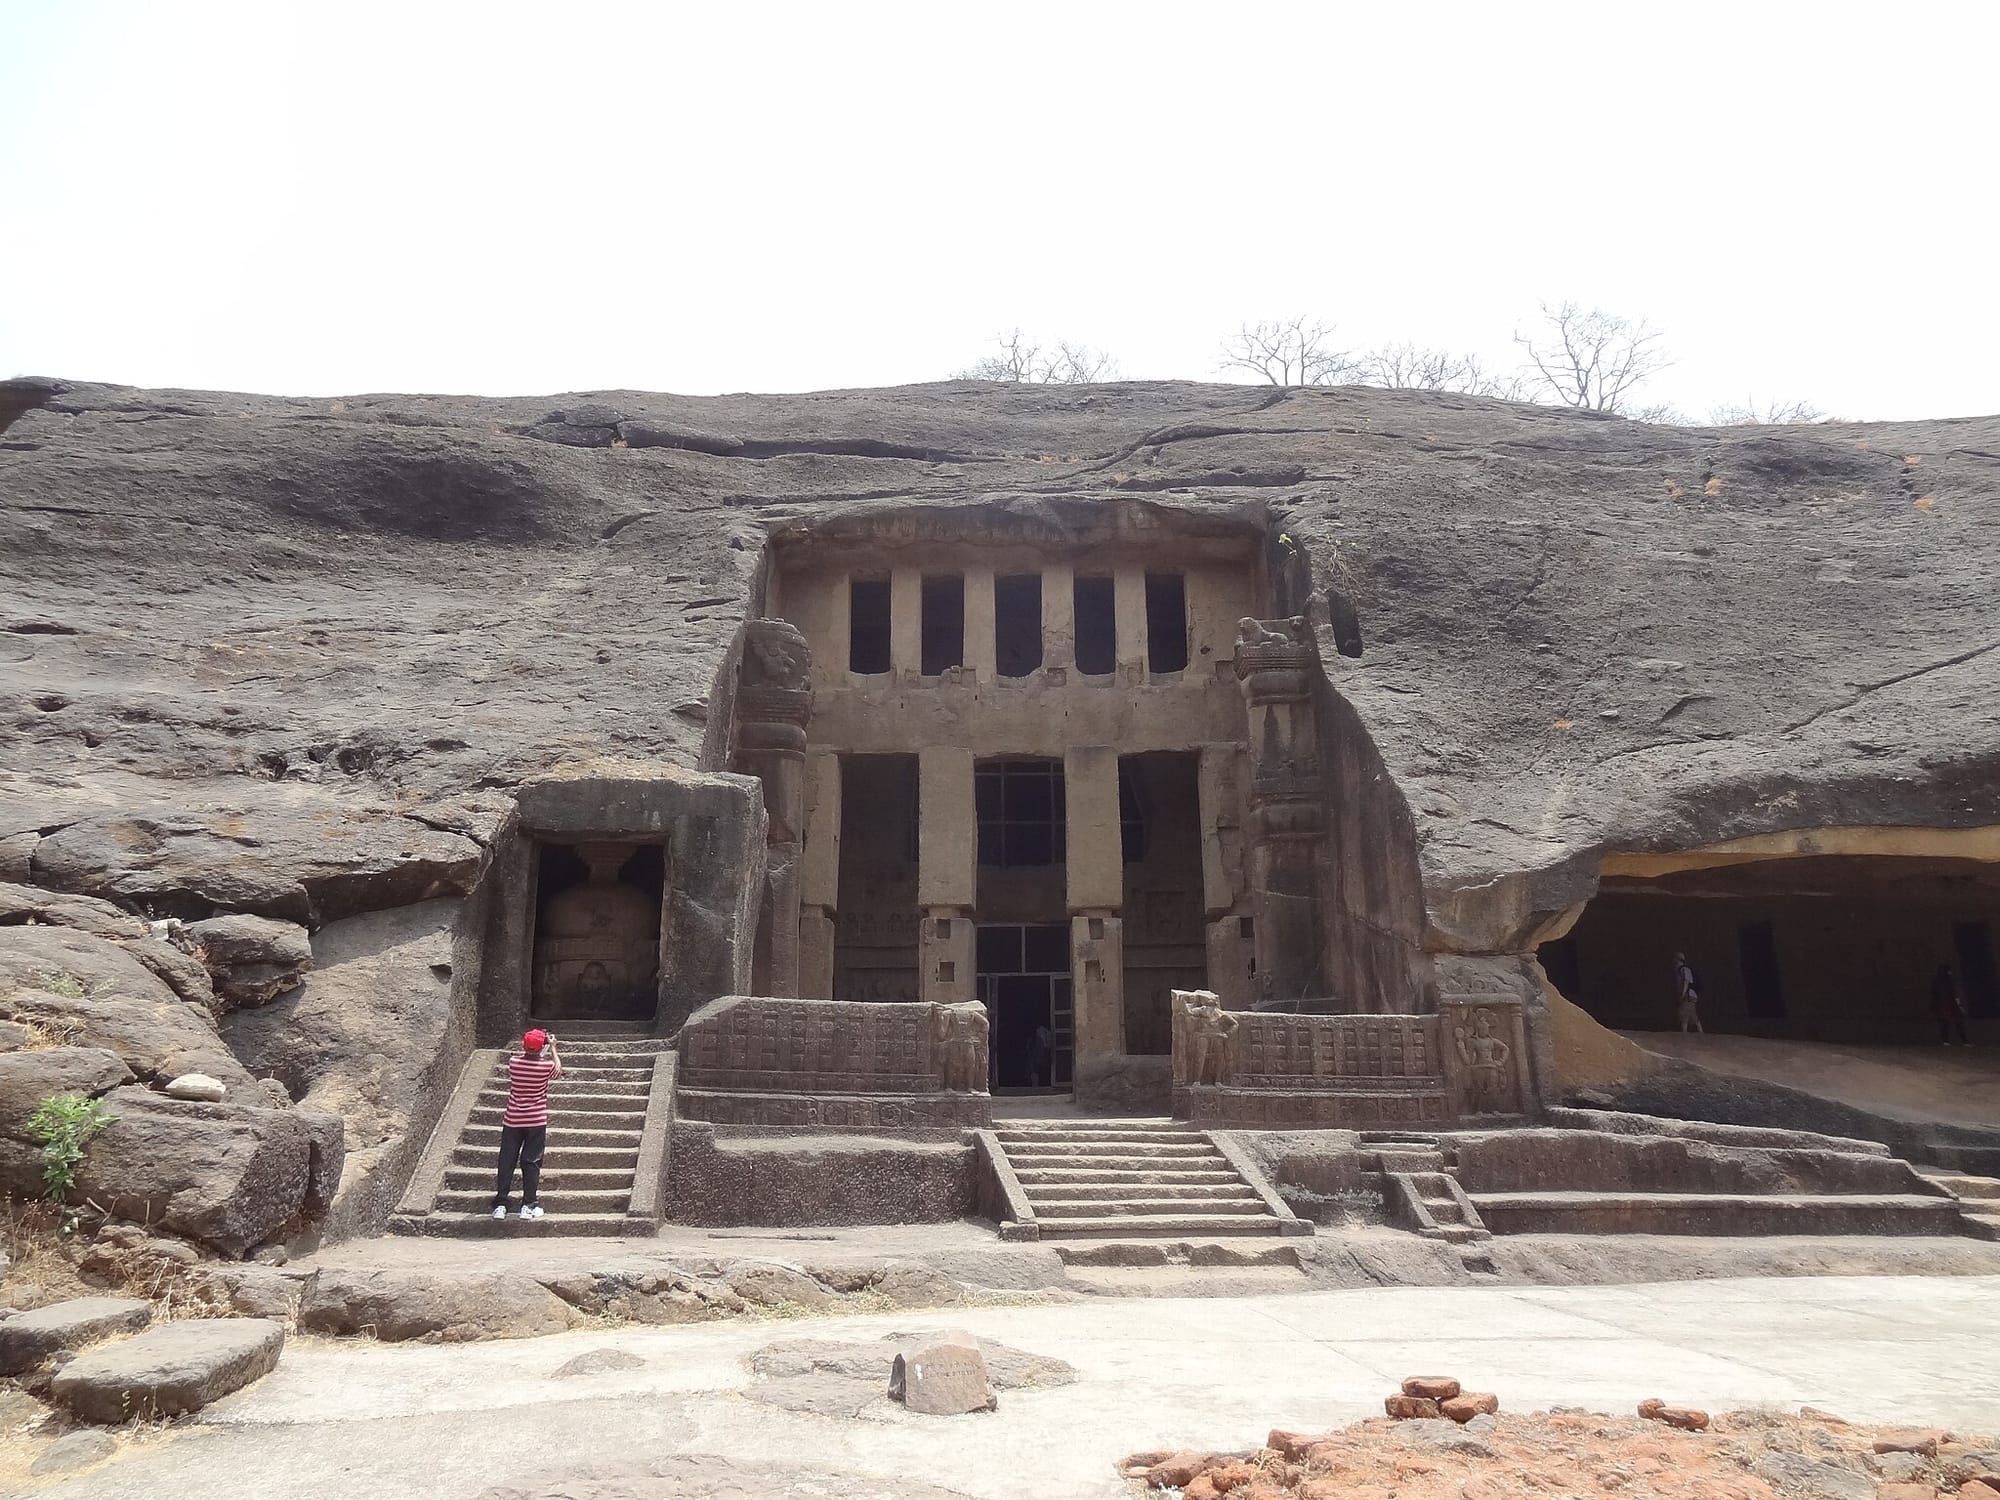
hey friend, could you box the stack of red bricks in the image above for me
[1384,1375,1498,1424]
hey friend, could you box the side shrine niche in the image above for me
[532,841,660,1020]
[673,994,991,1130]
[1169,988,1533,1129]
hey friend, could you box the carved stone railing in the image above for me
[674,994,991,1129]
[1171,989,1531,1129]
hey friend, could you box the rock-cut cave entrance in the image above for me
[1541,851,2000,1047]
[530,840,667,1023]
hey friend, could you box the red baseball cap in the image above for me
[523,1028,548,1053]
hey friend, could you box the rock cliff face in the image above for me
[2,374,1996,1231]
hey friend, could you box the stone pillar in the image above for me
[964,564,996,684]
[1065,746,1125,1059]
[1198,745,1254,1008]
[1113,565,1147,681]
[1234,618,1327,1008]
[799,750,841,999]
[734,619,813,997]
[918,747,976,1006]
[1042,561,1075,671]
[890,568,922,681]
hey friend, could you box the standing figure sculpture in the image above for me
[1453,1009,1514,1115]
[1173,990,1239,1088]
[932,1001,990,1093]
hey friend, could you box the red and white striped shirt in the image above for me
[502,1054,560,1127]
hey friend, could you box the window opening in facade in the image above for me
[848,578,891,674]
[976,922,1073,1090]
[1118,760,1146,863]
[994,573,1043,678]
[1073,574,1117,674]
[1145,571,1189,672]
[920,573,965,675]
[975,758,1065,867]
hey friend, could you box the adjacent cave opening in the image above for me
[1542,852,2000,1044]
[848,577,891,674]
[920,573,964,675]
[1144,571,1188,673]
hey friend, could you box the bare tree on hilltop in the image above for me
[1515,301,1673,416]
[1358,343,1527,400]
[1708,396,1829,425]
[1218,316,1360,387]
[958,329,1119,384]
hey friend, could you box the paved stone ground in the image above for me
[22,1276,2000,1499]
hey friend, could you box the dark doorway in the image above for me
[1119,751,1206,1055]
[1738,920,1786,1018]
[1956,921,1999,1019]
[832,754,920,1002]
[977,923,1073,1091]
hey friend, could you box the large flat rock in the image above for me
[0,1295,151,1374]
[49,1317,285,1423]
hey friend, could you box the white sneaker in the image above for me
[491,1204,507,1220]
[521,1204,545,1221]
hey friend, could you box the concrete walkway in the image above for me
[34,1276,2000,1500]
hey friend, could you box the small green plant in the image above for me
[26,1093,113,1203]
[38,970,89,999]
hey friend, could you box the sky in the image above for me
[2,1,1997,420]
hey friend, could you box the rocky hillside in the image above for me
[3,375,1993,941]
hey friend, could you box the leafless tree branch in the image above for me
[1707,395,1828,425]
[1218,316,1359,387]
[957,329,1120,384]
[1514,301,1672,414]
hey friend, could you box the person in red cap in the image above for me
[492,1028,561,1220]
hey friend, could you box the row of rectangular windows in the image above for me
[848,571,1190,677]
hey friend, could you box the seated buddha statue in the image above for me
[532,842,660,1019]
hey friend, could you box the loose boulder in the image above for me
[50,1317,285,1423]
[888,1331,996,1415]
[164,1072,228,1102]
[0,1086,342,1255]
[178,914,312,1007]
[0,1296,152,1375]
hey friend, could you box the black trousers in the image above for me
[493,1124,547,1207]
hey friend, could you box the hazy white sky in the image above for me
[3,1,1996,419]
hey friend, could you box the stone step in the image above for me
[390,1211,642,1239]
[1961,1209,2000,1241]
[1469,1191,1968,1237]
[1030,1213,1288,1238]
[996,1117,1193,1131]
[434,1188,631,1215]
[995,1128,1201,1145]
[1033,1197,1273,1219]
[459,1124,645,1148]
[442,1166,634,1192]
[1013,1167,1244,1186]
[449,1143,640,1170]
[1023,1182,1267,1205]
[468,1104,646,1129]
[1923,1171,2000,1200]
[999,1140,1222,1159]
[476,1086,652,1108]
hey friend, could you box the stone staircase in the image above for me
[989,1118,1306,1239]
[1359,1132,1492,1246]
[1921,1167,2000,1240]
[391,1030,672,1237]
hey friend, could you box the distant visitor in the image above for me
[1933,964,1971,1046]
[1673,953,1703,1034]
